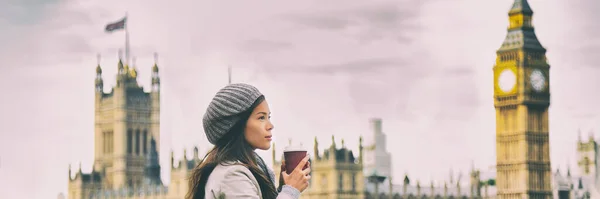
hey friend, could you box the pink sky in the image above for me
[1,0,599,198]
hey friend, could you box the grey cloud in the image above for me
[261,56,409,75]
[279,1,422,43]
[284,15,355,30]
[0,0,60,26]
[352,2,418,28]
[572,113,596,120]
[443,66,476,76]
[240,39,294,52]
[563,0,600,68]
[0,1,97,69]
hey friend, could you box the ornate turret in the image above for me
[115,50,125,87]
[129,57,138,79]
[331,135,336,149]
[470,167,482,198]
[95,54,103,93]
[170,150,175,169]
[117,50,125,74]
[68,164,72,180]
[358,136,363,163]
[151,53,160,92]
[313,137,319,160]
[183,148,188,161]
[193,146,199,160]
[272,142,276,161]
[402,174,409,198]
[456,180,461,196]
[450,169,454,184]
[430,181,435,197]
[444,182,448,197]
[416,181,421,197]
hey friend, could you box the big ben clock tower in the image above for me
[493,0,552,199]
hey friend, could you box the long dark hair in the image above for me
[186,95,278,199]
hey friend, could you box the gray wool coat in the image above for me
[204,162,301,199]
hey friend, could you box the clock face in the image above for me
[530,69,546,92]
[498,69,516,93]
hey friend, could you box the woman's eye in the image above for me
[259,116,266,120]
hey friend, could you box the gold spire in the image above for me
[96,54,102,73]
[507,0,534,30]
[130,57,137,79]
[152,52,159,72]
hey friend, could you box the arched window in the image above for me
[135,129,140,155]
[584,157,591,174]
[351,173,356,192]
[143,130,148,154]
[127,129,133,154]
[338,173,343,190]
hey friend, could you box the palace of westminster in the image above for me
[64,0,600,198]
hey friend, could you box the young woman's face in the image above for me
[244,100,274,150]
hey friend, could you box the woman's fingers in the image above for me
[294,156,310,171]
[302,167,311,175]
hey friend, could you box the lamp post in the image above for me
[368,171,387,199]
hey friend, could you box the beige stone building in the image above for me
[273,136,365,199]
[551,131,600,199]
[67,54,193,199]
[492,0,552,198]
[272,119,496,199]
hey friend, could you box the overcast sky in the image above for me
[1,0,600,198]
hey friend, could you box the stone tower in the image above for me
[362,118,393,194]
[363,118,392,178]
[577,130,597,176]
[93,51,161,189]
[493,0,552,198]
[273,136,365,199]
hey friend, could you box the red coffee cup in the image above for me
[283,145,308,174]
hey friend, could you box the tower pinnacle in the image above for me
[509,0,533,15]
[152,53,160,92]
[499,0,544,52]
[96,54,101,66]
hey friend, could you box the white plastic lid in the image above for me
[283,145,307,152]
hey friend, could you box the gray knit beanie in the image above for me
[202,83,264,145]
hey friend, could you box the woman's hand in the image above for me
[281,155,311,192]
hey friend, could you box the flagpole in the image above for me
[125,12,130,66]
[228,65,232,84]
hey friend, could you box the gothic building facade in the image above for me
[272,118,496,199]
[493,0,552,198]
[552,131,600,199]
[67,53,193,199]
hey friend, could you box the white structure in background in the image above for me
[363,118,393,193]
[552,131,600,199]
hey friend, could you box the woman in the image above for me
[187,83,311,199]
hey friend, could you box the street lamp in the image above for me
[368,170,387,199]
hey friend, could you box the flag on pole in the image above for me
[105,17,127,32]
